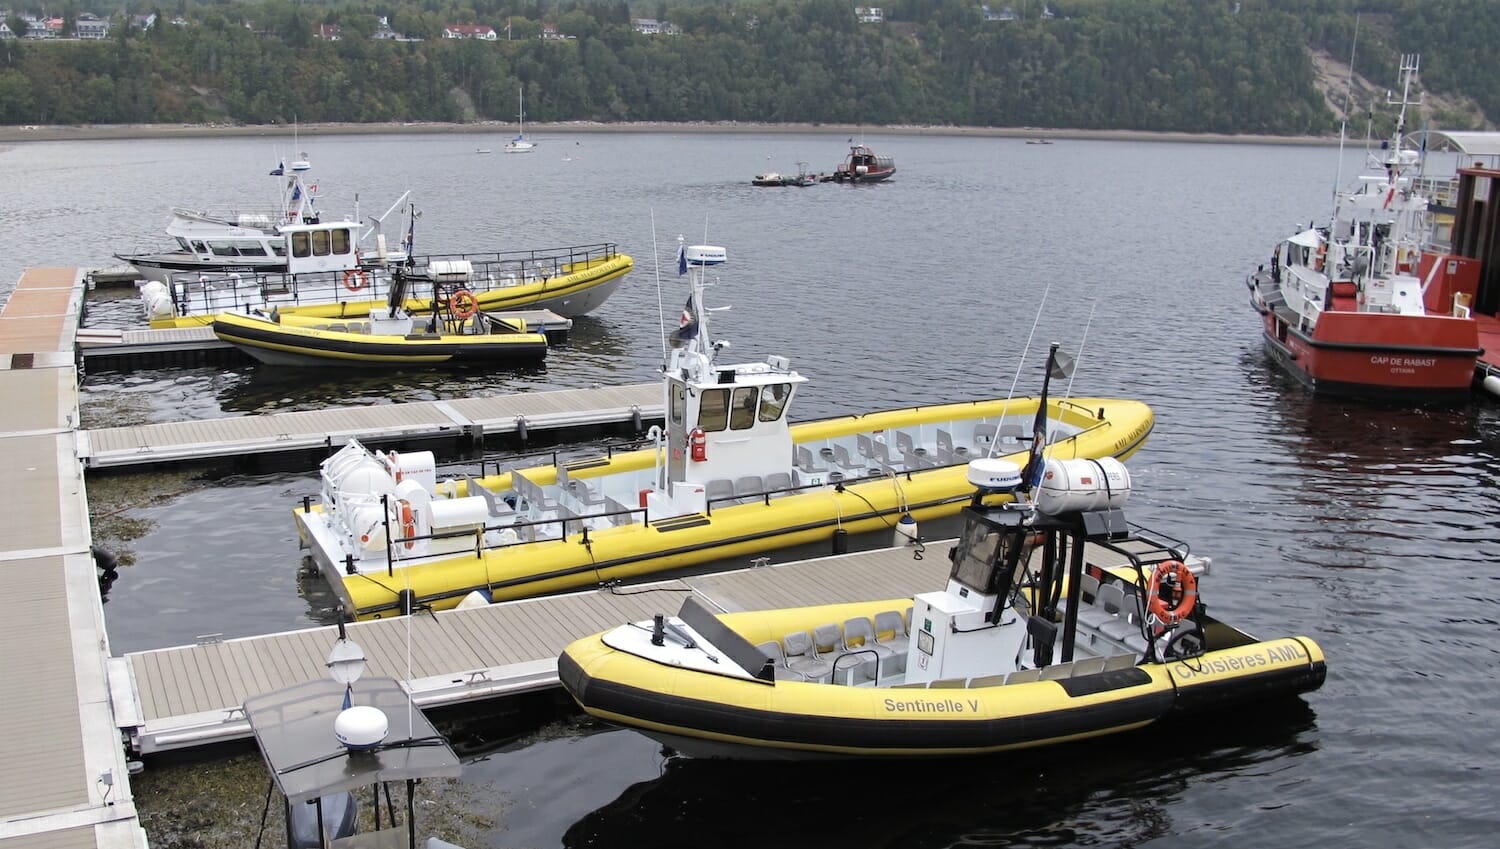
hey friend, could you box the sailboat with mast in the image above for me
[504,86,536,153]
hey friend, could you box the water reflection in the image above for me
[560,703,1318,849]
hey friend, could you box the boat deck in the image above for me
[79,382,662,470]
[0,267,148,849]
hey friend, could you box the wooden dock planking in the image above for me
[0,268,83,355]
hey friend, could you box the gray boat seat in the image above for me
[463,475,514,520]
[765,471,793,493]
[704,478,735,506]
[1096,583,1141,643]
[1040,662,1074,680]
[968,674,1008,688]
[998,424,1025,445]
[1006,668,1042,684]
[929,678,968,688]
[843,616,899,679]
[781,631,832,683]
[1071,656,1108,677]
[755,640,808,682]
[1104,653,1138,671]
[872,610,911,659]
[734,475,766,501]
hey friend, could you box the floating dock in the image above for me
[0,267,148,849]
[79,382,661,470]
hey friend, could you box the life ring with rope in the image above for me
[343,269,368,292]
[450,289,479,320]
[397,499,417,550]
[1147,560,1198,626]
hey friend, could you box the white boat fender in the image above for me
[893,513,919,546]
[516,415,529,444]
[455,589,492,610]
[1484,373,1500,398]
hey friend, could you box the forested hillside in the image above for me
[0,0,1493,134]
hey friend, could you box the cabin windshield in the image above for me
[758,383,792,422]
[949,510,1037,599]
[699,388,729,431]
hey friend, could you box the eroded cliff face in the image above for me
[1308,46,1492,131]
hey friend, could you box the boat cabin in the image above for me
[652,245,809,510]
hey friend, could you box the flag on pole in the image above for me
[269,160,285,176]
[669,295,698,348]
[677,242,688,276]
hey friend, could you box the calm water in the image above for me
[6,132,1500,848]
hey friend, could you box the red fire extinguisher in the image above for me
[689,427,707,462]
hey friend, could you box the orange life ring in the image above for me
[1147,560,1197,624]
[450,289,479,320]
[1314,242,1327,273]
[397,499,417,550]
[343,269,368,292]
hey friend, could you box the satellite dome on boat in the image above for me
[685,245,727,266]
[966,457,1022,491]
[334,704,388,749]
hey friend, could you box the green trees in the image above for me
[0,0,1489,133]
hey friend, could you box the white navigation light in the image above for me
[967,458,1022,491]
[334,705,389,749]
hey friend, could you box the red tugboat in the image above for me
[1246,55,1481,402]
[831,143,896,183]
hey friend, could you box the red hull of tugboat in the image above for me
[1258,307,1479,401]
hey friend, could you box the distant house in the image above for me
[0,20,13,39]
[540,22,573,40]
[443,24,496,40]
[314,22,341,41]
[170,15,188,26]
[855,7,884,23]
[633,18,662,35]
[1041,3,1057,19]
[133,13,157,30]
[75,13,108,38]
[981,5,1019,21]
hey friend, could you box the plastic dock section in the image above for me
[0,267,148,849]
[116,544,956,754]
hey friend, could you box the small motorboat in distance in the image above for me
[293,246,1154,619]
[751,171,786,187]
[831,143,896,183]
[212,265,548,367]
[559,445,1327,759]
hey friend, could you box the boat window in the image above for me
[291,232,311,258]
[670,382,685,426]
[191,241,209,255]
[952,522,1004,593]
[331,228,351,256]
[235,241,268,257]
[208,241,240,257]
[699,388,729,432]
[729,387,758,430]
[272,243,286,257]
[758,383,792,422]
[312,229,331,257]
[175,237,192,251]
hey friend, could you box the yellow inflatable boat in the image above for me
[294,245,1154,618]
[558,457,1327,759]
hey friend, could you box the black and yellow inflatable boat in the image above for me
[559,457,1326,759]
[213,308,548,367]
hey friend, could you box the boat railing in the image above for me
[166,242,623,315]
